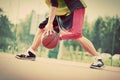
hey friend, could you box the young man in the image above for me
[16,0,104,68]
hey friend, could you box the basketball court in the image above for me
[0,53,120,80]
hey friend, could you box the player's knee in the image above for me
[73,32,83,39]
[59,32,82,40]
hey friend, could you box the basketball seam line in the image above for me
[44,34,58,48]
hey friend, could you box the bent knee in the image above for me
[73,33,83,39]
[60,32,83,40]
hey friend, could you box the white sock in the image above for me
[94,56,102,60]
[27,47,36,54]
[93,56,102,65]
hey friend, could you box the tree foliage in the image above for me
[18,14,33,44]
[92,16,120,54]
[0,8,14,51]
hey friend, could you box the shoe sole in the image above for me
[15,56,35,61]
[90,66,105,69]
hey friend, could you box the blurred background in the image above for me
[0,0,120,67]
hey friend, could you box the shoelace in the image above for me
[93,59,102,65]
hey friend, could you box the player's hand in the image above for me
[45,23,55,35]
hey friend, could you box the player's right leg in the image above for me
[15,18,49,61]
[15,18,59,61]
[15,29,44,61]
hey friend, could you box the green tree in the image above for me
[0,8,14,51]
[18,11,34,45]
[92,16,120,54]
[100,16,120,54]
[92,17,104,51]
[112,16,120,54]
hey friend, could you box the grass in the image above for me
[37,51,120,67]
[1,50,120,67]
[38,51,120,67]
[104,59,120,67]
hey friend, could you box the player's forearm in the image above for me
[45,0,58,32]
[48,6,57,25]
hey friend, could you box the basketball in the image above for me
[41,32,59,49]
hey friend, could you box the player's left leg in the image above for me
[59,8,104,68]
[75,37,104,68]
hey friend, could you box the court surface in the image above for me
[0,53,120,80]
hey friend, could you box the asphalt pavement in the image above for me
[0,53,120,80]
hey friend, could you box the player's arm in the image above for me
[45,0,58,34]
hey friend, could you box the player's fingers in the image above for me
[49,28,55,34]
[47,30,50,36]
[50,30,54,34]
[52,30,56,33]
[43,31,47,37]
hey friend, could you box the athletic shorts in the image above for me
[39,8,85,40]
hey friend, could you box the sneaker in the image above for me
[90,59,104,69]
[15,51,36,61]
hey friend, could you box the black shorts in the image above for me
[39,18,60,33]
[39,12,73,33]
[39,8,85,40]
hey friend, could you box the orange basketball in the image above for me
[41,32,59,49]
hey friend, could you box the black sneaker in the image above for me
[90,59,104,69]
[15,51,36,61]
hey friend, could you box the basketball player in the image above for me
[16,0,104,68]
